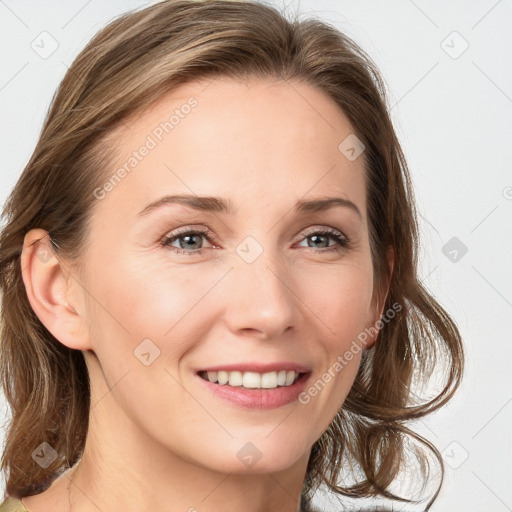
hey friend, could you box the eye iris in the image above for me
[309,233,329,248]
[180,233,202,250]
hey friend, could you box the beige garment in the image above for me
[0,497,29,512]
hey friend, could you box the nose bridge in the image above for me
[224,235,298,338]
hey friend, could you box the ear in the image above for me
[364,245,395,350]
[20,228,91,351]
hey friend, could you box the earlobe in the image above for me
[20,228,91,351]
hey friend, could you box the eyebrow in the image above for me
[137,194,363,220]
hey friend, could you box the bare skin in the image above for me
[20,78,391,512]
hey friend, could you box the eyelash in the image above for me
[160,226,350,256]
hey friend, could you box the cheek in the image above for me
[292,260,374,419]
[86,255,228,365]
[293,257,375,340]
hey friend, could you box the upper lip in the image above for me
[198,362,312,373]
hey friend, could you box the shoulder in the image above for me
[0,497,29,512]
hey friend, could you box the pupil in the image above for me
[310,234,327,248]
[181,234,200,250]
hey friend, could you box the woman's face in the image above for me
[75,77,382,474]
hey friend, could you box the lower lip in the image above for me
[196,373,311,410]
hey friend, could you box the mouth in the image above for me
[198,369,306,390]
[195,362,313,409]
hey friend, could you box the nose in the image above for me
[222,246,299,340]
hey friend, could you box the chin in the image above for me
[193,435,311,475]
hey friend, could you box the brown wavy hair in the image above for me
[0,0,463,509]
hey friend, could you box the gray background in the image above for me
[1,1,511,510]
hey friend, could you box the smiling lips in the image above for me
[197,362,311,390]
[197,363,312,409]
[199,369,301,389]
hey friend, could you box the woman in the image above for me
[0,1,464,511]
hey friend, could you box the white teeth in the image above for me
[277,370,287,386]
[201,370,301,389]
[261,372,278,389]
[217,371,229,385]
[228,371,243,386]
[242,372,261,388]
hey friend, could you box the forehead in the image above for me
[95,77,367,218]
